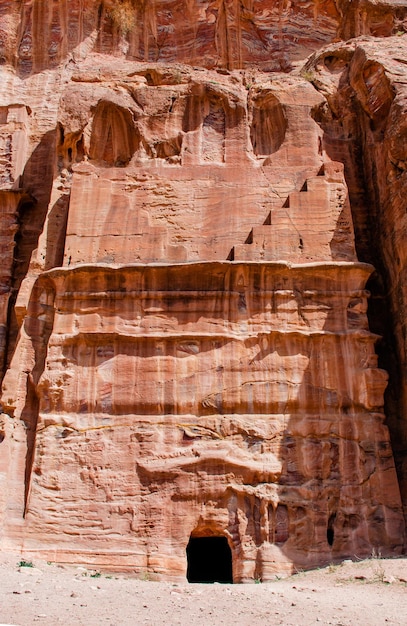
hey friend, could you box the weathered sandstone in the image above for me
[0,1,407,581]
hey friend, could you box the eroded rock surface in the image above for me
[0,1,407,580]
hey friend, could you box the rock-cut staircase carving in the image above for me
[232,162,356,263]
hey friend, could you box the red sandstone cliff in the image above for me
[0,1,407,581]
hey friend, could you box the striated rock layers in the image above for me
[0,1,407,581]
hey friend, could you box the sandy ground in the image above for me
[1,554,407,625]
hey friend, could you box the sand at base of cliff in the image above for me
[0,554,406,625]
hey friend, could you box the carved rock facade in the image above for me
[0,2,407,580]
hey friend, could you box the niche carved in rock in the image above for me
[89,101,138,166]
[250,92,287,157]
[202,98,226,163]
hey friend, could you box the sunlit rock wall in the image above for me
[0,1,407,579]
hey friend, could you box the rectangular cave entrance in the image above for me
[186,536,233,584]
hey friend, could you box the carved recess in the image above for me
[89,101,139,167]
[250,92,287,157]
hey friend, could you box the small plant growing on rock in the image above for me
[18,560,34,568]
[301,69,316,83]
[107,0,141,35]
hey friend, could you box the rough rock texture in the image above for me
[301,33,407,529]
[0,1,407,581]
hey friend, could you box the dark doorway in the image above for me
[186,536,233,583]
[327,513,336,547]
